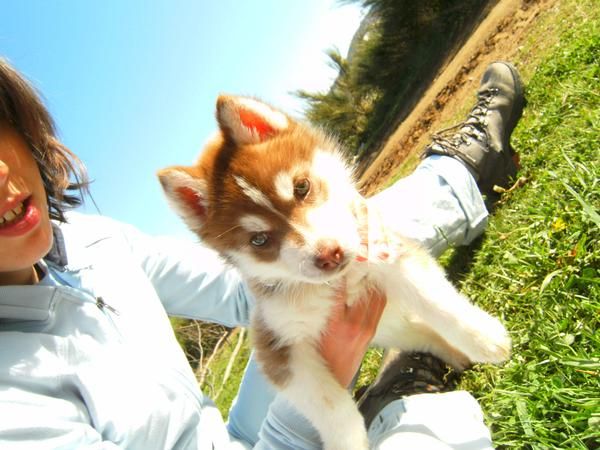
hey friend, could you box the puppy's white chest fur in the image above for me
[257,282,337,344]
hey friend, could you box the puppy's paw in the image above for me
[465,317,511,364]
[445,350,471,372]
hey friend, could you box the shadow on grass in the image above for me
[444,235,485,285]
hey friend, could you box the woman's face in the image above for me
[0,124,53,285]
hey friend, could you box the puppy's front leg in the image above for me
[390,250,511,365]
[281,343,369,450]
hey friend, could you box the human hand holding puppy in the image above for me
[320,285,387,388]
[319,198,389,388]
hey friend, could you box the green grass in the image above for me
[199,329,252,418]
[174,0,599,445]
[452,4,600,445]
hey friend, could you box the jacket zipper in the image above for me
[94,295,124,340]
[96,296,119,315]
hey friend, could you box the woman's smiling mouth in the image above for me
[1,199,26,226]
[0,196,41,236]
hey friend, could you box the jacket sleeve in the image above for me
[115,223,327,449]
[118,221,255,328]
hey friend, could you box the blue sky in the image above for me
[1,1,364,238]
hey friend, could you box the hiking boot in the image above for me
[423,61,525,206]
[357,351,460,429]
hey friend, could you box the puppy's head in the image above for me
[158,95,362,284]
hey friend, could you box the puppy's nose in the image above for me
[314,240,344,271]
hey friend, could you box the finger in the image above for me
[364,287,387,327]
[346,286,385,328]
[367,287,386,314]
[346,295,370,324]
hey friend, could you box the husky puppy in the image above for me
[158,95,511,450]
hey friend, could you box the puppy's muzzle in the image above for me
[314,239,345,272]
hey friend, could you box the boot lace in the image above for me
[429,88,498,154]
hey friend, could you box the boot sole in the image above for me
[495,60,526,152]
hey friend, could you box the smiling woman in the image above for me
[0,128,52,285]
[0,59,88,285]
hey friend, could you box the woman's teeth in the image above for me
[0,202,25,226]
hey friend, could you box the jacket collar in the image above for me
[0,285,56,321]
[44,223,68,268]
[0,223,71,321]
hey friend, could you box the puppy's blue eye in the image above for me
[250,232,269,247]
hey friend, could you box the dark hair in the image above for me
[0,58,89,222]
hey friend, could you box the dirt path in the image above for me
[358,0,557,197]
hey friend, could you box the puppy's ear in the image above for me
[157,166,209,232]
[216,95,289,145]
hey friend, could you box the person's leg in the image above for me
[357,353,491,449]
[368,391,493,450]
[369,154,488,257]
[371,61,524,258]
[226,353,276,445]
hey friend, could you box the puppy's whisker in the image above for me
[215,225,242,239]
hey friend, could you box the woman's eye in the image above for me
[250,232,269,247]
[294,178,311,199]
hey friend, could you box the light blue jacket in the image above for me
[0,212,319,450]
